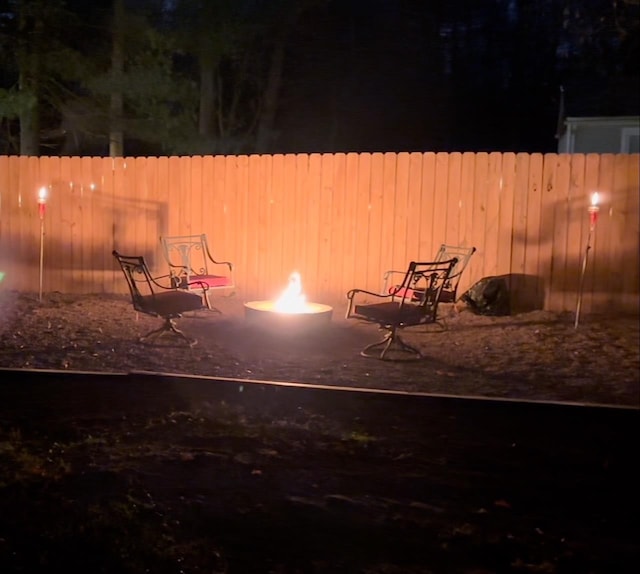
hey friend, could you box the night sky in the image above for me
[271,0,639,154]
[1,0,638,156]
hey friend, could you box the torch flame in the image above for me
[274,271,307,313]
[37,187,48,204]
[590,192,599,207]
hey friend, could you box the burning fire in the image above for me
[274,271,307,314]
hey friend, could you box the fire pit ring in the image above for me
[244,300,333,331]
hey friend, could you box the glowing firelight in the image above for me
[274,271,307,313]
[591,192,599,207]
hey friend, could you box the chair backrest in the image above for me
[433,244,476,302]
[390,258,458,326]
[160,234,212,280]
[112,251,158,313]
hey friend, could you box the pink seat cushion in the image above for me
[390,286,422,301]
[189,274,232,288]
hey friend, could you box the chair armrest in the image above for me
[346,287,392,301]
[185,279,210,293]
[148,274,180,291]
[345,288,393,318]
[203,243,233,270]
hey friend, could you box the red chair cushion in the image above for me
[189,274,232,288]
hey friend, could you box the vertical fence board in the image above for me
[144,157,162,271]
[102,157,116,292]
[353,153,371,292]
[37,157,57,295]
[367,153,384,291]
[89,157,106,291]
[55,157,70,291]
[167,157,181,236]
[547,154,572,311]
[341,152,359,297]
[223,156,239,283]
[594,154,616,312]
[445,152,462,246]
[380,153,398,273]
[11,157,25,290]
[621,155,640,310]
[418,152,437,261]
[432,153,449,260]
[392,153,410,273]
[607,154,629,308]
[267,154,285,298]
[459,152,476,286]
[316,154,334,297]
[582,154,601,314]
[470,153,489,281]
[21,158,38,289]
[246,154,262,294]
[539,154,558,309]
[509,154,530,309]
[405,152,423,261]
[304,153,322,300]
[79,157,93,289]
[178,156,192,235]
[255,154,272,298]
[329,153,347,298]
[484,152,503,278]
[190,156,204,235]
[564,154,586,313]
[279,154,297,283]
[211,155,230,274]
[293,154,309,284]
[525,153,544,306]
[0,158,12,288]
[154,156,170,276]
[496,152,516,281]
[236,155,250,289]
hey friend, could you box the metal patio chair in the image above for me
[383,244,476,304]
[346,258,457,360]
[160,234,234,312]
[113,250,207,347]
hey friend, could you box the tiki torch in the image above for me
[37,186,48,302]
[574,192,600,328]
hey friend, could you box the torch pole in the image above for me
[38,208,45,302]
[574,201,599,329]
[37,188,47,302]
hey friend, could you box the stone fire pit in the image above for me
[244,272,333,331]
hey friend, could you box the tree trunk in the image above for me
[255,30,288,153]
[18,0,43,156]
[198,52,216,138]
[109,0,124,157]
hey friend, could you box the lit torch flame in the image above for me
[274,271,307,314]
[588,192,600,227]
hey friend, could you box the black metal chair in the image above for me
[346,258,457,360]
[383,244,476,304]
[113,250,207,347]
[159,234,234,312]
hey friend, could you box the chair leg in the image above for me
[140,318,198,347]
[360,328,422,360]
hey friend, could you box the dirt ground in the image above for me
[0,290,639,573]
[0,290,638,406]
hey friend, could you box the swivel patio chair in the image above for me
[383,244,476,304]
[160,234,234,312]
[113,250,207,347]
[346,258,457,360]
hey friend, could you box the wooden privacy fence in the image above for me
[0,152,638,314]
